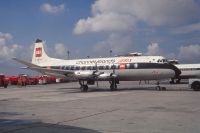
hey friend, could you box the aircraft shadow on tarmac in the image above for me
[57,86,192,93]
[0,118,102,133]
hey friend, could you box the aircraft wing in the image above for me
[13,57,38,67]
[12,57,74,76]
[13,57,116,80]
[27,66,74,76]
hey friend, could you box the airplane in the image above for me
[13,39,181,92]
[170,64,200,84]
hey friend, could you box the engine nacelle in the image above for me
[98,73,111,79]
[74,71,94,78]
[98,72,117,80]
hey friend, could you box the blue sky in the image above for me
[0,0,200,74]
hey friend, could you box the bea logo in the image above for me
[35,47,42,57]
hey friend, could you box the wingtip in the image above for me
[12,57,17,60]
[20,67,28,69]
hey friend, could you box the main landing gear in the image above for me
[79,79,119,92]
[109,79,119,91]
[79,80,88,92]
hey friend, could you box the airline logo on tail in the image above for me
[35,47,42,57]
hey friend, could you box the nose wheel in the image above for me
[156,81,166,91]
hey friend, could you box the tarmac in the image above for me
[0,81,200,133]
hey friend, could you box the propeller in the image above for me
[94,62,99,88]
[111,64,117,77]
[112,64,116,85]
[111,63,119,89]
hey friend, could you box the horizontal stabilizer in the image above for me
[12,57,39,67]
[28,67,74,75]
[13,57,74,76]
[20,67,28,69]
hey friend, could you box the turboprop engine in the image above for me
[74,70,117,80]
[98,72,117,80]
[74,71,94,78]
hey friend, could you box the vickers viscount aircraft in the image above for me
[13,39,181,92]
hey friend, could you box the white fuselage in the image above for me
[29,40,180,81]
[37,56,179,81]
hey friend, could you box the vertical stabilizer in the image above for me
[32,39,50,66]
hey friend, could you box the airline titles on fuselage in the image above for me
[75,58,132,65]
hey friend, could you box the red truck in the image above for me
[0,74,9,88]
[9,76,18,85]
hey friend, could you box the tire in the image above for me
[156,86,161,91]
[161,87,166,91]
[192,82,200,91]
[110,85,115,91]
[4,84,8,88]
[81,85,88,92]
[110,84,117,91]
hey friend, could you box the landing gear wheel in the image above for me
[4,84,8,88]
[110,84,117,91]
[161,87,166,91]
[110,80,117,91]
[81,85,88,92]
[192,82,200,91]
[156,86,161,91]
[156,86,166,91]
[176,79,180,84]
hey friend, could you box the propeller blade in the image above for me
[95,62,99,87]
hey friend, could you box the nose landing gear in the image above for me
[156,81,166,91]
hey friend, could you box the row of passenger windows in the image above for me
[50,64,133,70]
[180,68,200,71]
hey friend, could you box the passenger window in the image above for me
[126,64,130,69]
[105,65,109,70]
[115,64,119,69]
[71,66,74,70]
[65,66,69,70]
[62,66,65,69]
[99,66,103,70]
[87,66,92,70]
[111,65,114,69]
[134,63,138,69]
[81,66,86,70]
[92,66,96,70]
[75,66,80,70]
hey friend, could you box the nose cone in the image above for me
[168,63,181,78]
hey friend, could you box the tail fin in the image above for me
[32,39,51,66]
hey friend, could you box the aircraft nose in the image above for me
[168,63,181,78]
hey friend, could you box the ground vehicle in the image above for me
[9,76,18,85]
[28,77,39,85]
[17,74,28,86]
[189,78,200,91]
[0,74,9,88]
